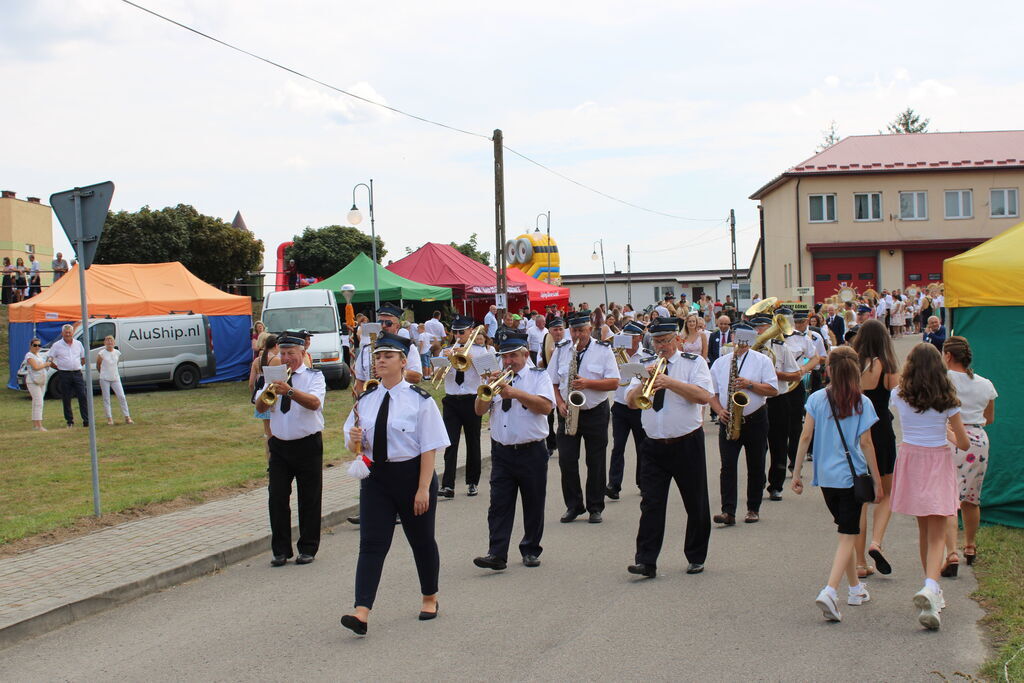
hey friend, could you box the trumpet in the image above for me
[451,325,484,372]
[635,356,667,410]
[477,368,514,402]
[258,367,293,405]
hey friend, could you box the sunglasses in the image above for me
[31,343,41,347]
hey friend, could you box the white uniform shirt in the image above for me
[548,338,620,410]
[807,329,827,357]
[654,305,670,318]
[875,301,886,320]
[49,338,86,371]
[343,381,450,462]
[354,344,423,381]
[425,318,446,341]
[443,343,488,396]
[97,348,122,381]
[614,347,647,405]
[488,367,556,445]
[763,339,799,393]
[709,349,777,415]
[268,364,326,441]
[484,311,498,338]
[627,350,713,438]
[527,325,546,353]
[784,332,817,368]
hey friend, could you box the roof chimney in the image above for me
[27,197,41,204]
[1,190,15,199]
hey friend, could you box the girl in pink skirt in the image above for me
[890,343,969,631]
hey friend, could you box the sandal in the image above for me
[963,544,977,566]
[868,543,892,575]
[940,552,960,578]
[856,564,875,579]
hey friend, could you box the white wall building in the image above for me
[560,268,751,311]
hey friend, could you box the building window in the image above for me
[899,191,927,220]
[991,188,1019,218]
[928,273,942,281]
[808,194,837,222]
[908,274,922,281]
[654,286,674,301]
[945,190,973,219]
[24,243,36,254]
[815,274,831,282]
[837,272,853,281]
[854,193,882,221]
[858,272,875,281]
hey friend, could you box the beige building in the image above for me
[560,268,751,311]
[749,131,1023,304]
[1,190,55,283]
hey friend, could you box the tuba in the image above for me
[258,367,293,405]
[477,368,514,402]
[751,309,792,364]
[564,349,586,435]
[635,355,667,410]
[726,350,749,440]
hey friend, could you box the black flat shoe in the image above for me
[340,615,367,635]
[686,562,705,574]
[295,553,315,565]
[439,487,455,499]
[560,509,584,523]
[270,555,287,567]
[628,563,656,578]
[473,554,507,570]
[768,490,783,501]
[868,546,892,575]
[467,484,479,497]
[588,512,603,524]
[522,554,541,567]
[347,516,360,525]
[605,487,620,500]
[418,602,439,621]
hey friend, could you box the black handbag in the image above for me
[826,389,875,504]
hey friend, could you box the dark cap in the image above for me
[277,335,306,348]
[548,317,565,329]
[857,304,872,314]
[497,332,529,354]
[793,310,809,321]
[451,315,475,331]
[622,321,645,335]
[376,304,404,318]
[569,314,592,328]
[650,318,681,336]
[372,332,412,355]
[775,306,793,316]
[749,314,772,326]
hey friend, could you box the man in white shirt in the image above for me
[784,310,822,475]
[484,305,498,339]
[606,321,649,499]
[439,316,489,498]
[472,333,555,570]
[526,314,547,365]
[424,311,446,342]
[709,323,779,525]
[48,324,90,428]
[625,318,714,577]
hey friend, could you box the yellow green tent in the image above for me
[944,220,1024,528]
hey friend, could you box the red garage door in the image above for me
[903,249,964,289]
[812,255,877,304]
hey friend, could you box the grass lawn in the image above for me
[974,524,1024,681]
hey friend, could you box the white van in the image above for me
[261,288,352,389]
[17,314,216,397]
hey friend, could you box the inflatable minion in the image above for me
[505,232,560,284]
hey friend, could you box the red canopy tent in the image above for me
[506,266,570,310]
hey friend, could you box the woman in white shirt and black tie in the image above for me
[341,333,450,636]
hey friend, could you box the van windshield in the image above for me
[263,307,338,335]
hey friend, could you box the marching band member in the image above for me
[256,334,326,567]
[543,317,570,455]
[606,321,649,500]
[626,318,714,578]
[549,314,621,524]
[472,333,555,571]
[340,333,450,636]
[752,313,802,501]
[439,316,489,498]
[708,323,778,525]
[785,310,823,476]
[353,304,423,394]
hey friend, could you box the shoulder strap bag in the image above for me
[826,389,874,504]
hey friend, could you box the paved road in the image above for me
[3,424,986,681]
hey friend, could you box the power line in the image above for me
[120,0,726,224]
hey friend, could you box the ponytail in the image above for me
[943,336,974,379]
[825,346,863,419]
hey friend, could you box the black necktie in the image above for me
[455,369,465,385]
[373,392,390,462]
[653,362,668,412]
[279,376,294,413]
[501,375,515,412]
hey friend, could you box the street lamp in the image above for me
[535,211,551,284]
[591,239,609,311]
[348,180,379,317]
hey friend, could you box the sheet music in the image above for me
[263,365,290,383]
[472,352,500,375]
[612,334,633,349]
[619,362,650,380]
[431,356,451,369]
[360,323,382,344]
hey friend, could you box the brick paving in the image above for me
[0,437,471,647]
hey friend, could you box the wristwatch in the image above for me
[286,389,295,398]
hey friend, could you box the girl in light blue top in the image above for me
[793,346,882,623]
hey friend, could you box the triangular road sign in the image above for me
[49,181,115,270]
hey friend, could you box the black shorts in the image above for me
[821,487,863,535]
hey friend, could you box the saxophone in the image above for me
[564,347,586,436]
[726,350,749,440]
[364,329,380,391]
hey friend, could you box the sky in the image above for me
[4,0,1024,281]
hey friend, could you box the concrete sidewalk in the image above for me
[0,437,471,648]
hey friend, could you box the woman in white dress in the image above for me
[24,338,49,431]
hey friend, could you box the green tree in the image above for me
[884,108,930,134]
[449,233,490,266]
[96,204,263,286]
[287,225,386,279]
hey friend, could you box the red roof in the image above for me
[751,130,1024,199]
[386,242,525,296]
[506,266,570,309]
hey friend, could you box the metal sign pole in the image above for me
[73,188,101,517]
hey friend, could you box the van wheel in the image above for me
[329,364,352,391]
[46,374,63,399]
[173,363,201,390]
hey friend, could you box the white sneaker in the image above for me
[847,583,870,606]
[936,590,946,611]
[815,588,842,622]
[913,588,941,630]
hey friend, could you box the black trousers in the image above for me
[545,412,557,453]
[355,457,439,609]
[557,400,610,514]
[608,401,646,492]
[487,440,548,560]
[786,383,807,468]
[58,370,89,425]
[635,428,710,567]
[765,394,789,491]
[718,407,769,514]
[441,394,482,488]
[267,432,323,558]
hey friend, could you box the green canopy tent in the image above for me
[304,253,452,304]
[944,220,1024,528]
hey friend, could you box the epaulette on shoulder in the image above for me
[410,384,431,399]
[358,384,378,399]
[555,339,570,347]
[597,340,612,347]
[529,366,544,371]
[680,352,698,360]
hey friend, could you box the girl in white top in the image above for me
[942,336,997,570]
[24,337,49,431]
[96,335,133,425]
[889,343,969,631]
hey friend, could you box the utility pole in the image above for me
[493,129,508,316]
[626,244,632,306]
[729,209,738,301]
